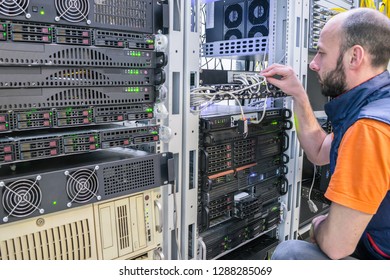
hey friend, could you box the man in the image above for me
[261,8,390,260]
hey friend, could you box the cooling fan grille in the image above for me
[248,0,268,25]
[65,167,99,205]
[220,0,270,41]
[223,3,244,40]
[247,0,269,38]
[0,0,29,16]
[1,177,43,222]
[55,0,90,23]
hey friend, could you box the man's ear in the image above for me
[348,45,364,69]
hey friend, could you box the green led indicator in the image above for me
[5,123,8,127]
[135,87,139,92]
[49,112,53,116]
[3,32,6,37]
[151,131,158,135]
[137,51,141,57]
[271,121,278,125]
[146,108,153,113]
[135,69,139,74]
[40,10,45,15]
[52,201,57,206]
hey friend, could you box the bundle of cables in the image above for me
[190,73,272,138]
[190,73,271,112]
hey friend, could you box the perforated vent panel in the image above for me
[94,0,148,29]
[0,219,93,260]
[103,159,155,195]
[202,37,269,57]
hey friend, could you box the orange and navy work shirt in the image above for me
[325,119,390,214]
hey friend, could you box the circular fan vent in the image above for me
[224,29,242,40]
[0,0,29,17]
[224,4,243,29]
[55,0,90,23]
[248,0,269,25]
[2,179,42,218]
[248,25,269,38]
[66,169,99,203]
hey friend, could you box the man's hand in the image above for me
[261,64,307,99]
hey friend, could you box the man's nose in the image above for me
[309,58,320,72]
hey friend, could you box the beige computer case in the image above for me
[94,187,163,260]
[0,205,97,260]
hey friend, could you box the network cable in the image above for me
[308,164,319,213]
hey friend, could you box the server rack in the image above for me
[0,0,174,260]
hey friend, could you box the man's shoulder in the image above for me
[351,119,390,139]
[359,98,390,126]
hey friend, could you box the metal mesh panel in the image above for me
[94,0,148,29]
[103,158,156,195]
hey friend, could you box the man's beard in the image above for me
[318,54,348,98]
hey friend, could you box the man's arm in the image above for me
[261,64,330,165]
[313,202,373,259]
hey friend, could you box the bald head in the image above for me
[327,8,390,69]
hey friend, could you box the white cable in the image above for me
[190,74,273,138]
[190,74,268,109]
[249,94,268,124]
[308,165,319,213]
